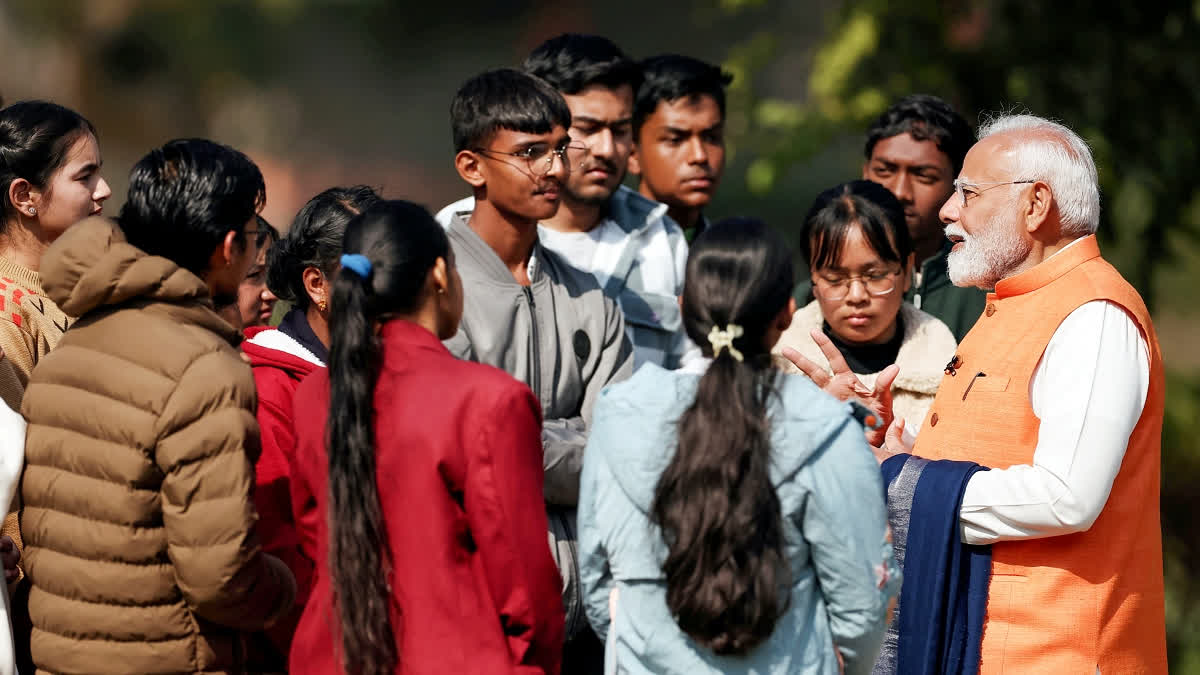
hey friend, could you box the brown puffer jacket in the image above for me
[19,218,296,674]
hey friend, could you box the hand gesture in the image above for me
[778,329,898,446]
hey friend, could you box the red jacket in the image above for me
[289,320,564,675]
[241,326,324,660]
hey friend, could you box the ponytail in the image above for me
[327,260,397,675]
[651,217,794,655]
[324,200,450,675]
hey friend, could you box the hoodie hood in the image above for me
[595,363,854,515]
[242,325,325,379]
[41,217,239,345]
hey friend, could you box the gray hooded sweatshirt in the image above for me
[444,214,634,637]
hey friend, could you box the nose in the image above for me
[95,177,113,203]
[686,136,708,165]
[938,192,959,224]
[262,288,277,302]
[547,151,568,181]
[589,129,615,159]
[888,173,913,204]
[845,278,870,303]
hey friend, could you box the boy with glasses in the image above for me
[445,67,634,672]
[439,34,696,371]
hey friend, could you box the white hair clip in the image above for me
[707,324,744,362]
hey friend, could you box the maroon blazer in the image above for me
[289,320,564,674]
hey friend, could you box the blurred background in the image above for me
[3,0,1198,669]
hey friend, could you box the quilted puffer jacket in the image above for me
[19,218,295,674]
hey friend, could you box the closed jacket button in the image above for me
[985,303,996,317]
[930,412,939,427]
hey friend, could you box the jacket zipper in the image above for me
[522,286,542,400]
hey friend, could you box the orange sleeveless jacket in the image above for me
[912,235,1167,673]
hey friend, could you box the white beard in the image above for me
[945,211,1032,289]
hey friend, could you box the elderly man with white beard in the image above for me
[784,113,1167,674]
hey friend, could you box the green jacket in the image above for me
[792,240,986,342]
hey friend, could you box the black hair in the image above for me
[864,94,974,174]
[118,138,264,277]
[0,100,97,225]
[521,33,641,95]
[802,180,912,272]
[254,215,279,250]
[634,55,733,136]
[653,217,794,656]
[267,186,382,309]
[326,200,451,675]
[451,68,572,152]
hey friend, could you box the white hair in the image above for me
[977,113,1100,236]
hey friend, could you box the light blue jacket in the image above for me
[578,364,899,675]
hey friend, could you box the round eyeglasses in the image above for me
[813,269,900,301]
[473,142,590,176]
[953,178,1035,208]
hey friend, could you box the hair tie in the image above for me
[707,324,744,362]
[340,253,372,279]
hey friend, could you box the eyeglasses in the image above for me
[473,142,589,176]
[953,179,1035,207]
[813,269,901,301]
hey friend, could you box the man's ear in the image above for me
[455,150,487,188]
[861,161,871,181]
[1025,181,1054,234]
[208,230,239,271]
[222,230,239,265]
[901,252,916,293]
[627,145,643,176]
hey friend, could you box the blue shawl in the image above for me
[873,455,991,675]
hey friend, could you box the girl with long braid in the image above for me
[288,200,564,674]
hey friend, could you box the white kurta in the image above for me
[956,238,1151,545]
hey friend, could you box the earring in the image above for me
[27,208,36,216]
[318,299,328,312]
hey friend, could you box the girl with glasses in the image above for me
[774,180,956,432]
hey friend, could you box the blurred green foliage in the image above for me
[722,1,1200,670]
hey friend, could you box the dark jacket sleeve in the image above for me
[156,350,296,630]
[468,383,565,675]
